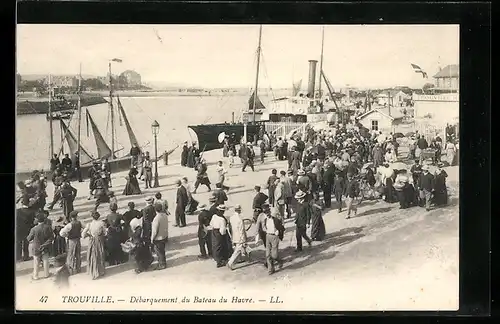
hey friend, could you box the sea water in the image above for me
[16,94,275,171]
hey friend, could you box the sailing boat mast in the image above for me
[318,26,325,109]
[108,62,115,157]
[252,25,263,125]
[77,63,82,160]
[48,74,54,158]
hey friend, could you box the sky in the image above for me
[16,24,459,89]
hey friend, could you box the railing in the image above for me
[264,122,307,139]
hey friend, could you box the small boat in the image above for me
[16,63,154,182]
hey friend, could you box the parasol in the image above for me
[393,132,404,139]
[217,132,226,143]
[405,131,415,137]
[362,162,374,169]
[390,162,408,171]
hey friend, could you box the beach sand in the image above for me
[15,149,459,311]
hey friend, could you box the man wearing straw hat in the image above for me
[262,206,285,275]
[227,205,250,270]
[293,190,312,252]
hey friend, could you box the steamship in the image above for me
[188,26,345,152]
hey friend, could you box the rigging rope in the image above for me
[259,49,276,102]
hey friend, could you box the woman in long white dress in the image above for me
[445,141,457,166]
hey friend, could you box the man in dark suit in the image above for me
[322,161,336,208]
[293,191,312,252]
[16,205,35,261]
[175,180,189,227]
[197,204,213,260]
[266,169,279,206]
[27,213,54,280]
[212,183,228,205]
[252,185,268,222]
[141,197,156,253]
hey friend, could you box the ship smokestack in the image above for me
[307,60,318,103]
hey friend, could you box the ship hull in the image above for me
[188,123,262,152]
[16,95,107,115]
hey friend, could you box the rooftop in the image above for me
[433,64,459,78]
[357,107,405,120]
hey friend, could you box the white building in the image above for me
[433,64,459,92]
[356,107,405,134]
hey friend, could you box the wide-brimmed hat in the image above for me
[437,162,444,168]
[297,169,306,176]
[69,211,79,219]
[208,195,217,203]
[216,204,227,211]
[145,197,154,203]
[234,204,242,212]
[261,202,270,210]
[295,190,307,200]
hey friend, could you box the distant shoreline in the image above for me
[16,90,253,101]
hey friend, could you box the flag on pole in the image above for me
[411,63,428,78]
[111,58,123,63]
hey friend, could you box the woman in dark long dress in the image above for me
[433,165,448,206]
[60,181,77,223]
[105,203,127,265]
[310,203,326,241]
[123,167,142,196]
[187,145,195,168]
[130,218,153,274]
[210,206,231,268]
[181,142,189,167]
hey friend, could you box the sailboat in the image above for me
[16,65,147,182]
[187,25,265,152]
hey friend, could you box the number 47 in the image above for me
[39,296,48,303]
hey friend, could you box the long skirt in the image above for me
[87,235,106,279]
[446,149,455,165]
[133,243,153,272]
[433,187,448,206]
[212,230,230,265]
[61,199,74,222]
[106,227,127,265]
[311,208,326,241]
[123,178,142,195]
[66,238,82,275]
[384,178,397,203]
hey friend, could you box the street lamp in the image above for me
[151,120,160,188]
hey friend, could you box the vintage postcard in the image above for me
[16,24,459,311]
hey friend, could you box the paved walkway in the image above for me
[16,149,459,311]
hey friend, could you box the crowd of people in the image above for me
[16,122,456,284]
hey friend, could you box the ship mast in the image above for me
[77,63,82,161]
[48,74,54,159]
[318,26,325,110]
[252,25,263,125]
[109,62,115,158]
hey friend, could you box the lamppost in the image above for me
[152,120,160,188]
